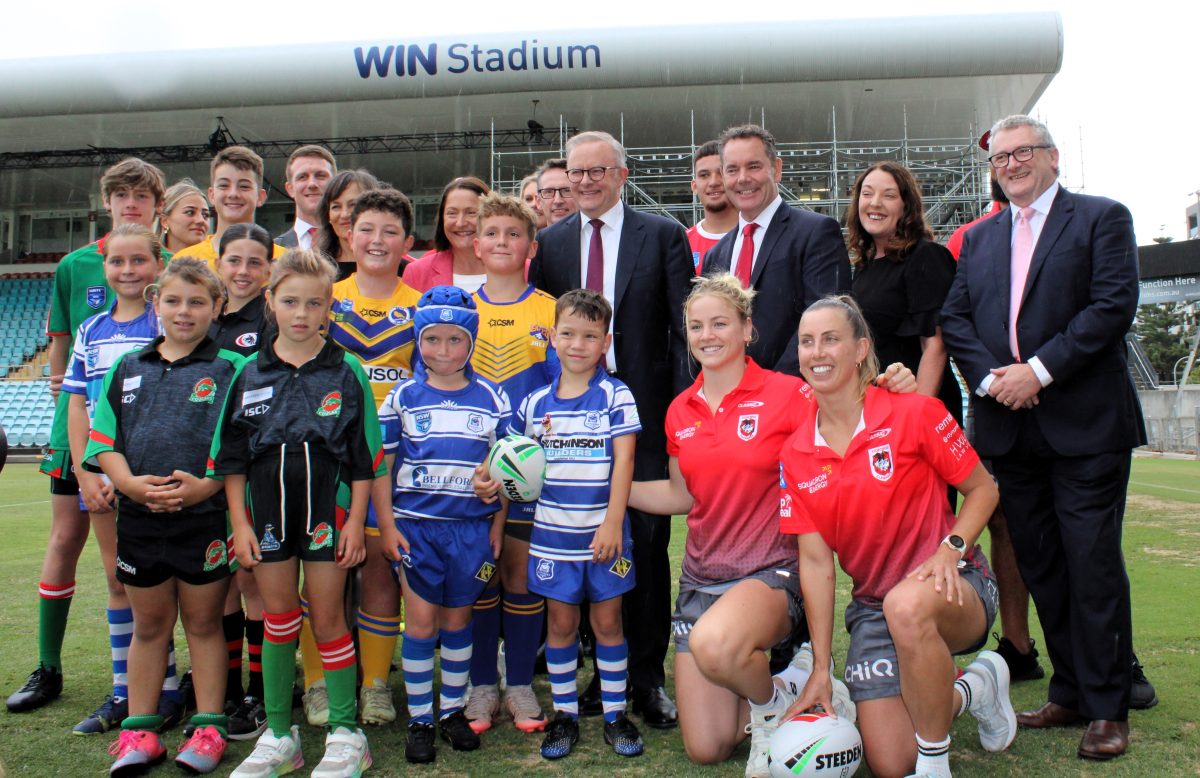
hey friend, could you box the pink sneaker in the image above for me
[109,729,166,776]
[176,724,228,774]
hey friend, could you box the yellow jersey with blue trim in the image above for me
[328,275,423,407]
[171,234,286,273]
[471,285,558,407]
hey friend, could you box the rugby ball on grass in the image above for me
[769,711,862,777]
[486,435,546,503]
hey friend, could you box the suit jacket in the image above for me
[702,202,851,375]
[275,227,300,248]
[529,205,693,476]
[940,187,1146,458]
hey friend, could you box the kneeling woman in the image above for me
[780,296,1016,778]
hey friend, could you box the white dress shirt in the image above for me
[728,194,784,278]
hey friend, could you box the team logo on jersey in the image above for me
[235,332,258,348]
[189,377,217,404]
[202,539,228,571]
[529,325,550,344]
[737,414,759,441]
[467,413,483,433]
[337,298,354,314]
[535,559,555,581]
[387,306,412,326]
[415,411,432,434]
[609,556,632,578]
[316,392,343,417]
[86,347,99,369]
[584,411,601,430]
[259,525,281,552]
[475,561,496,582]
[542,414,552,434]
[868,444,894,482]
[86,286,107,309]
[308,522,333,550]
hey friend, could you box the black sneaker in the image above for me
[6,664,63,712]
[993,634,1045,682]
[438,710,481,751]
[178,670,195,711]
[72,694,128,735]
[405,720,437,764]
[157,695,184,732]
[1130,653,1159,710]
[603,714,645,757]
[228,695,268,740]
[540,713,580,760]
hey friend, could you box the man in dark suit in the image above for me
[941,115,1145,760]
[701,124,850,375]
[529,130,693,729]
[275,145,336,248]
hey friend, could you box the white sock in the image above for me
[773,665,812,697]
[954,670,986,717]
[749,683,785,713]
[914,733,952,777]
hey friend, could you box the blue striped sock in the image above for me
[402,632,436,724]
[502,591,544,687]
[546,641,579,717]
[161,641,180,701]
[469,587,501,686]
[108,607,133,700]
[438,625,473,717]
[595,640,629,723]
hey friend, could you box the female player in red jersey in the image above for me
[779,295,1016,778]
[627,274,916,778]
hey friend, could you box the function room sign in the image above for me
[1139,274,1200,304]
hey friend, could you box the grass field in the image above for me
[0,458,1197,776]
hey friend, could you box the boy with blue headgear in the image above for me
[376,285,511,765]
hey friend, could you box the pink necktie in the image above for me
[586,219,604,292]
[735,223,758,287]
[1008,206,1036,361]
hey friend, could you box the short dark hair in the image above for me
[433,176,491,253]
[718,124,777,162]
[555,288,612,331]
[101,158,166,204]
[350,188,415,236]
[218,223,275,260]
[536,158,568,187]
[209,145,264,188]
[316,169,381,259]
[693,140,720,170]
[845,161,933,266]
[285,145,336,181]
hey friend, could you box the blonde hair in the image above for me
[154,257,223,304]
[158,179,208,244]
[103,223,162,262]
[477,191,538,240]
[683,272,756,325]
[267,248,337,297]
[802,295,880,400]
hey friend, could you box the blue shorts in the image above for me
[527,526,636,605]
[364,501,384,537]
[394,517,495,608]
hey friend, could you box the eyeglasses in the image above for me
[566,166,620,183]
[987,144,1053,169]
[538,187,573,200]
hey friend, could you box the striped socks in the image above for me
[357,609,401,688]
[438,626,473,717]
[546,641,579,717]
[402,633,436,724]
[317,633,357,731]
[262,608,302,737]
[595,641,629,723]
[223,610,245,702]
[37,580,74,671]
[108,607,132,699]
[914,733,952,778]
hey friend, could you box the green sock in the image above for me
[121,714,164,731]
[318,634,358,732]
[189,712,229,738]
[261,635,297,737]
[37,582,74,671]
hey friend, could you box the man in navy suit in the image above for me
[941,115,1145,760]
[529,130,693,729]
[701,124,850,376]
[275,145,336,249]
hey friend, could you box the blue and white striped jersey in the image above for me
[513,366,641,562]
[63,302,159,419]
[380,363,512,522]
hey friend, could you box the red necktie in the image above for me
[735,223,758,287]
[586,219,604,292]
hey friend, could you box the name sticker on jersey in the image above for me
[475,561,496,582]
[869,444,894,482]
[609,556,632,578]
[123,375,142,391]
[243,386,273,406]
[737,414,759,441]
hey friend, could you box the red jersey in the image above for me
[779,387,979,604]
[946,201,1005,260]
[686,223,726,276]
[666,359,809,588]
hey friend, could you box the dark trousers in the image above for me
[992,416,1133,721]
[621,504,672,691]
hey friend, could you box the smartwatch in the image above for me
[941,534,966,558]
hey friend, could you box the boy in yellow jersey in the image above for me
[464,192,559,734]
[172,145,285,271]
[324,188,422,726]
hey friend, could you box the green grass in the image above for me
[0,459,1198,776]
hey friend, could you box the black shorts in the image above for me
[246,445,348,564]
[43,449,80,495]
[504,503,535,542]
[116,504,232,588]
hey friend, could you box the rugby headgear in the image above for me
[414,285,478,374]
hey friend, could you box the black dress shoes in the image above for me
[631,685,677,729]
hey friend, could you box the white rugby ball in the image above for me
[769,711,862,778]
[486,435,547,503]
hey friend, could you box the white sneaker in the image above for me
[775,642,856,724]
[229,725,303,778]
[303,680,329,727]
[963,650,1017,752]
[743,683,795,778]
[311,727,372,778]
[358,680,395,725]
[464,683,500,734]
[503,684,548,732]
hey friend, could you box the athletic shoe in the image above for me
[358,680,395,726]
[108,729,166,776]
[465,683,500,733]
[6,664,63,712]
[438,709,481,751]
[540,713,580,759]
[503,684,548,732]
[157,694,184,732]
[404,721,437,764]
[303,679,329,727]
[603,714,645,757]
[778,642,856,723]
[228,695,268,740]
[993,634,1045,682]
[175,724,227,774]
[1130,653,1159,710]
[74,694,128,735]
[744,684,796,778]
[230,725,304,778]
[963,650,1017,752]
[311,726,372,778]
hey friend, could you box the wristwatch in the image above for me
[941,534,966,558]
